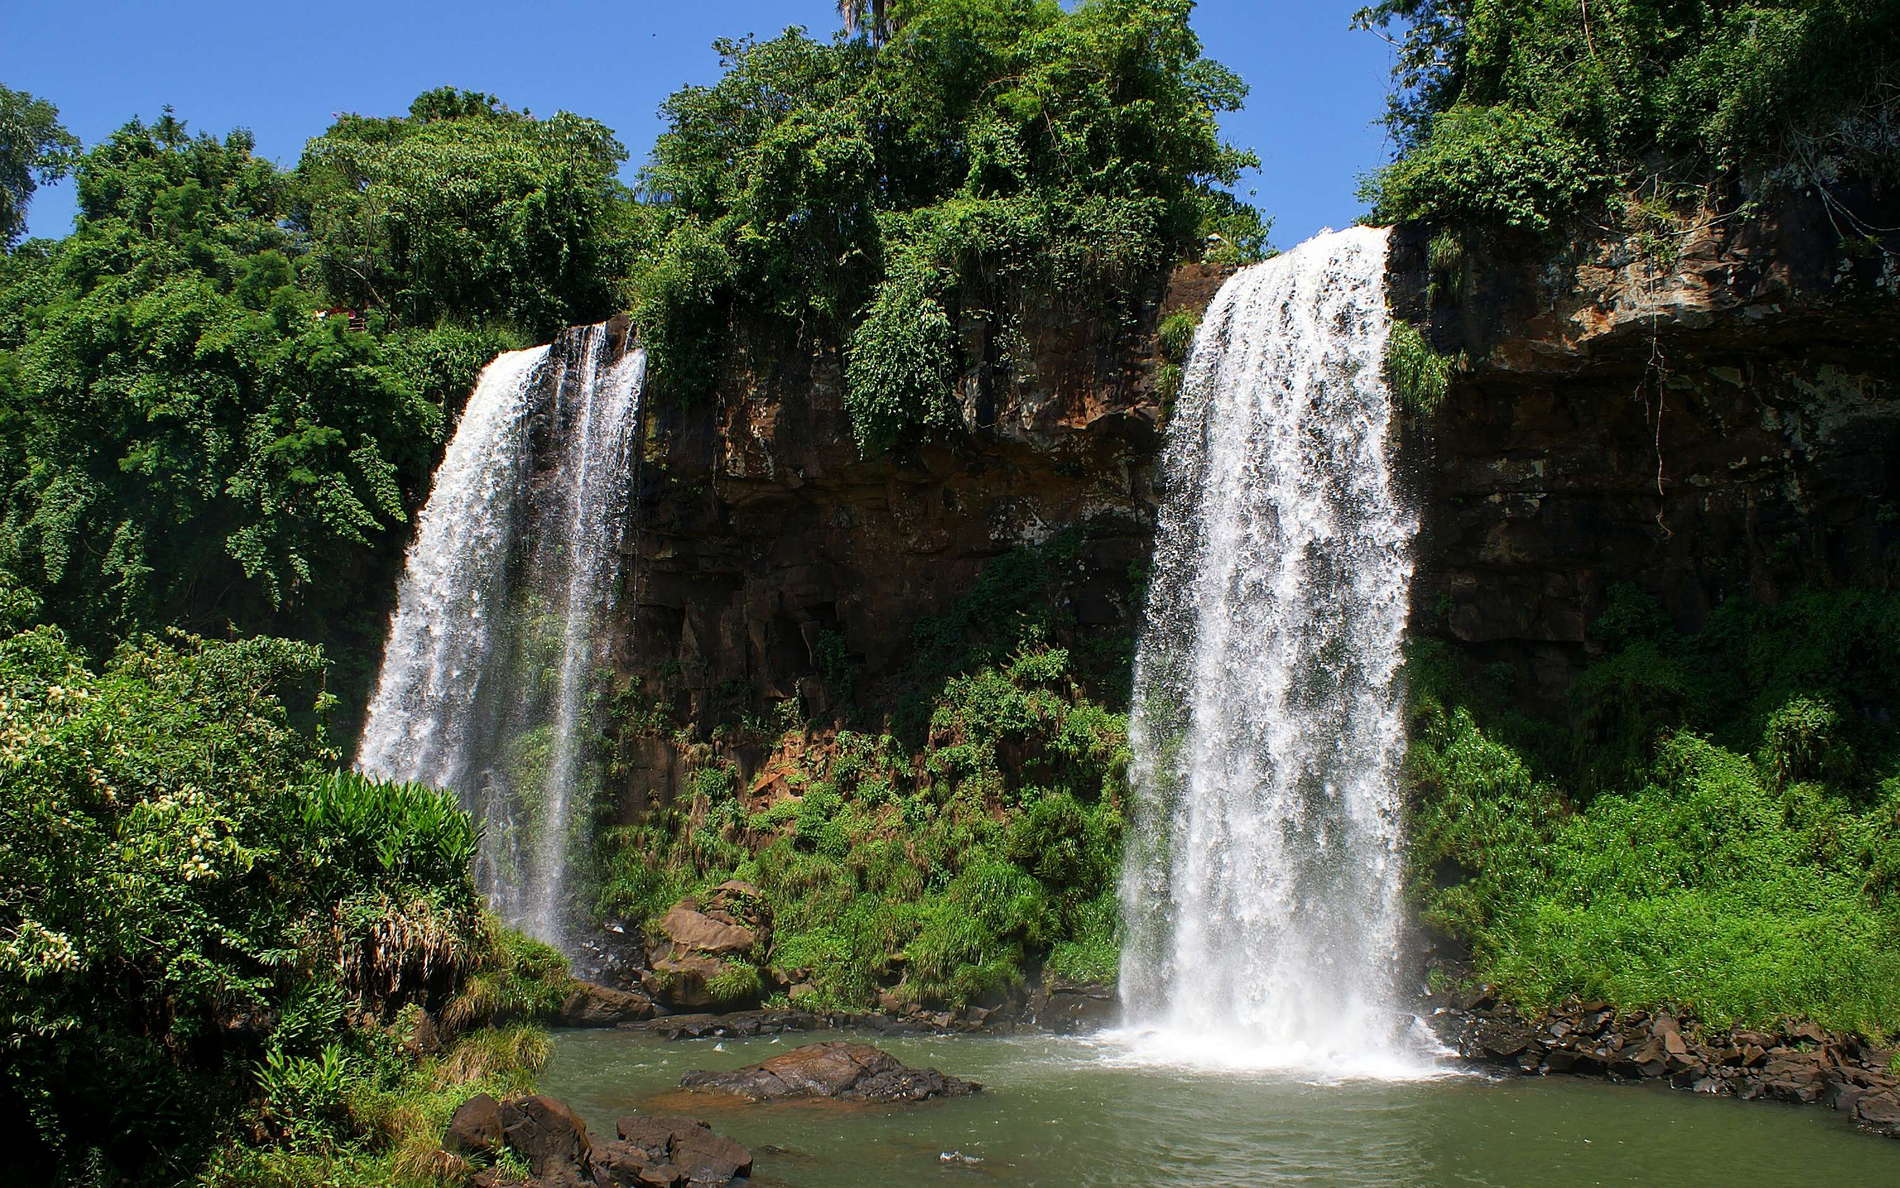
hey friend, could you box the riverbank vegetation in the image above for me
[0,625,571,1183]
[1406,588,1900,1036]
[595,531,1134,1009]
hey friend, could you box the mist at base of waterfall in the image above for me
[1092,1018,1452,1082]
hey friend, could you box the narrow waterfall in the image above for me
[1118,227,1426,1074]
[357,323,645,951]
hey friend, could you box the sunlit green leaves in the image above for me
[295,90,635,334]
[633,0,1268,440]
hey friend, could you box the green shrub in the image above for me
[704,960,765,1006]
[1407,590,1900,1036]
[1384,318,1456,416]
[1156,308,1200,364]
[1045,889,1121,982]
[844,255,960,452]
[1364,104,1606,236]
[0,625,568,1181]
[303,771,479,895]
[1760,696,1852,790]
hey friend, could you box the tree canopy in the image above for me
[631,0,1266,447]
[0,111,503,661]
[295,87,637,335]
[0,85,78,248]
[1356,0,1900,235]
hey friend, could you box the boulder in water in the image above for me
[442,1092,753,1187]
[599,1115,754,1185]
[498,1094,593,1178]
[679,1040,979,1103]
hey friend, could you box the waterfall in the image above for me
[357,322,645,951]
[1118,227,1428,1075]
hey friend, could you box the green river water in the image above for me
[540,1028,1896,1187]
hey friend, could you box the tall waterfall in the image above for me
[357,322,645,951]
[1118,227,1426,1074]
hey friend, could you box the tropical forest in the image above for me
[1,1,1897,1184]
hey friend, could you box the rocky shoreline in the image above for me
[1428,989,1900,1141]
[432,1043,976,1186]
[560,975,1900,1144]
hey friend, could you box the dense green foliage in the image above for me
[598,651,1127,1008]
[0,106,539,682]
[295,87,637,334]
[1356,1,1900,235]
[597,532,1137,1007]
[0,86,79,248]
[0,625,568,1184]
[1406,589,1900,1034]
[631,0,1265,446]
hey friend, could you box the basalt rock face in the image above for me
[595,187,1898,810]
[1394,182,1900,700]
[608,270,1221,810]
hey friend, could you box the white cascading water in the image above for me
[357,323,645,951]
[1118,226,1430,1076]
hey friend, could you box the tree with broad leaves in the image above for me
[0,84,80,248]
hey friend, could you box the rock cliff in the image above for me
[1394,182,1900,699]
[594,185,1898,808]
[601,268,1228,807]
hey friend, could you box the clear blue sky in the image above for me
[2,1,1397,249]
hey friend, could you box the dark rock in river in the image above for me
[679,1040,980,1103]
[499,1095,594,1178]
[442,1091,752,1187]
[600,1115,754,1186]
